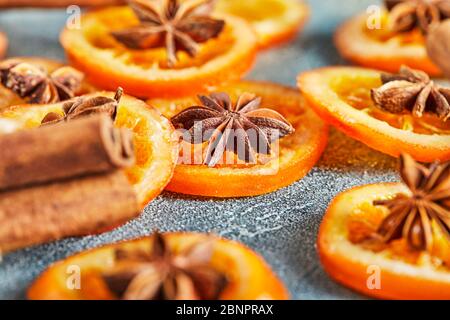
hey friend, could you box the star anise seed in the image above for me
[111,0,225,67]
[41,87,123,126]
[385,0,450,34]
[170,92,295,167]
[0,60,84,104]
[371,65,450,121]
[102,232,228,300]
[373,153,450,252]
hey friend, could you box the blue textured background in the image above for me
[0,0,400,300]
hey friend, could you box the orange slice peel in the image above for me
[335,13,441,76]
[214,0,309,49]
[318,183,450,300]
[28,232,290,300]
[60,6,258,98]
[0,91,178,208]
[147,80,328,198]
[298,66,450,162]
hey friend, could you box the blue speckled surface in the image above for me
[0,0,400,300]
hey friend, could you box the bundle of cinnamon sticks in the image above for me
[0,114,139,253]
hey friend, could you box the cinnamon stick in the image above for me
[0,0,125,7]
[0,171,138,253]
[0,114,140,253]
[0,114,134,191]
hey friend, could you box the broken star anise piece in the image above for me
[384,0,450,34]
[102,232,228,300]
[0,60,83,104]
[111,0,225,67]
[41,87,123,125]
[373,153,450,252]
[170,92,295,167]
[371,65,450,121]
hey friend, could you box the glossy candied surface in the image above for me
[0,1,421,300]
[28,232,289,300]
[214,0,309,48]
[298,67,450,162]
[333,75,450,135]
[318,183,450,299]
[334,13,441,75]
[60,6,258,98]
[148,81,329,197]
[0,92,178,207]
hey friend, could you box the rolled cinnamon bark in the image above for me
[0,171,139,253]
[0,0,124,7]
[0,114,134,191]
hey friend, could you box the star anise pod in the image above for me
[102,232,228,300]
[41,87,123,125]
[373,153,450,251]
[0,59,84,104]
[111,0,225,67]
[371,65,450,121]
[384,0,450,34]
[170,92,295,167]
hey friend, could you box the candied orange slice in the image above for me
[0,57,97,110]
[60,6,258,99]
[0,31,7,59]
[298,67,450,162]
[318,183,450,300]
[214,0,309,48]
[335,13,441,76]
[147,81,328,197]
[0,92,178,208]
[28,232,289,300]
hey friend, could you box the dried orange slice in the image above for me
[0,57,97,110]
[0,91,178,208]
[214,0,309,48]
[318,183,450,300]
[298,67,450,162]
[147,81,328,197]
[0,31,7,59]
[60,6,258,99]
[28,232,289,300]
[335,13,441,76]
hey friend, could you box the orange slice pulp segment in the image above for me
[214,0,309,48]
[147,81,329,198]
[60,6,258,98]
[27,232,290,300]
[318,183,450,299]
[298,67,450,162]
[334,13,441,75]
